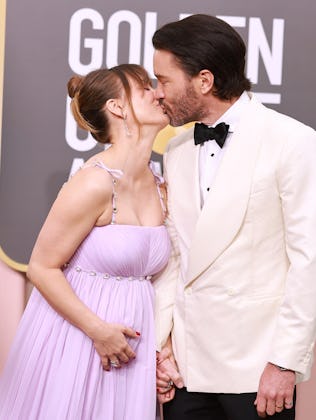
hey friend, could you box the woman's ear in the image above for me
[199,69,214,94]
[104,99,124,118]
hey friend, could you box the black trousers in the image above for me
[163,388,296,420]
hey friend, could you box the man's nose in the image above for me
[154,84,164,99]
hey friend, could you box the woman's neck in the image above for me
[104,127,158,180]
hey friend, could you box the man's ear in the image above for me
[104,98,124,118]
[199,69,214,94]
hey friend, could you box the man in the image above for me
[152,14,316,420]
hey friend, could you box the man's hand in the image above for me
[254,362,295,417]
[156,341,184,404]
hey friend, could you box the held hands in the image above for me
[255,362,295,417]
[156,344,184,404]
[92,322,140,371]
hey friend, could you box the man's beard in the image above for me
[161,85,206,127]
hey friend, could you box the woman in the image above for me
[0,64,170,419]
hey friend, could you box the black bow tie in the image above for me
[194,122,229,148]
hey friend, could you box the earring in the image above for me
[122,111,132,137]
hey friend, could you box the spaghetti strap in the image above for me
[148,161,167,218]
[81,160,166,223]
[94,160,167,222]
[82,160,123,224]
[92,161,123,179]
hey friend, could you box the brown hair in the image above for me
[67,64,151,144]
[153,14,251,100]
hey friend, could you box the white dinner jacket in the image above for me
[154,93,316,393]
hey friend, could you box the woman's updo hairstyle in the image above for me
[67,64,152,144]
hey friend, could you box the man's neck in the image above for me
[200,95,240,126]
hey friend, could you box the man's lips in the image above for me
[159,102,168,113]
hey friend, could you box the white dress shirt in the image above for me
[199,91,250,206]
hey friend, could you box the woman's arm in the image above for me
[27,167,139,369]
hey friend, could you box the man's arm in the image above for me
[156,336,184,404]
[256,125,316,417]
[154,150,184,403]
[154,150,180,351]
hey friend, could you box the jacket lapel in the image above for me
[186,95,266,284]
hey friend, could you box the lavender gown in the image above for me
[0,162,171,420]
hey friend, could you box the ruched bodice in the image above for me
[68,224,170,278]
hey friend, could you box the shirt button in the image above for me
[227,288,236,296]
[185,287,193,295]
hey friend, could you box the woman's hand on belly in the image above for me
[91,322,141,370]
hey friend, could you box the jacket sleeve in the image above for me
[268,125,316,376]
[153,150,180,351]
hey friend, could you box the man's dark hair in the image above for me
[152,14,251,100]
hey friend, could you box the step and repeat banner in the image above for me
[0,0,316,270]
